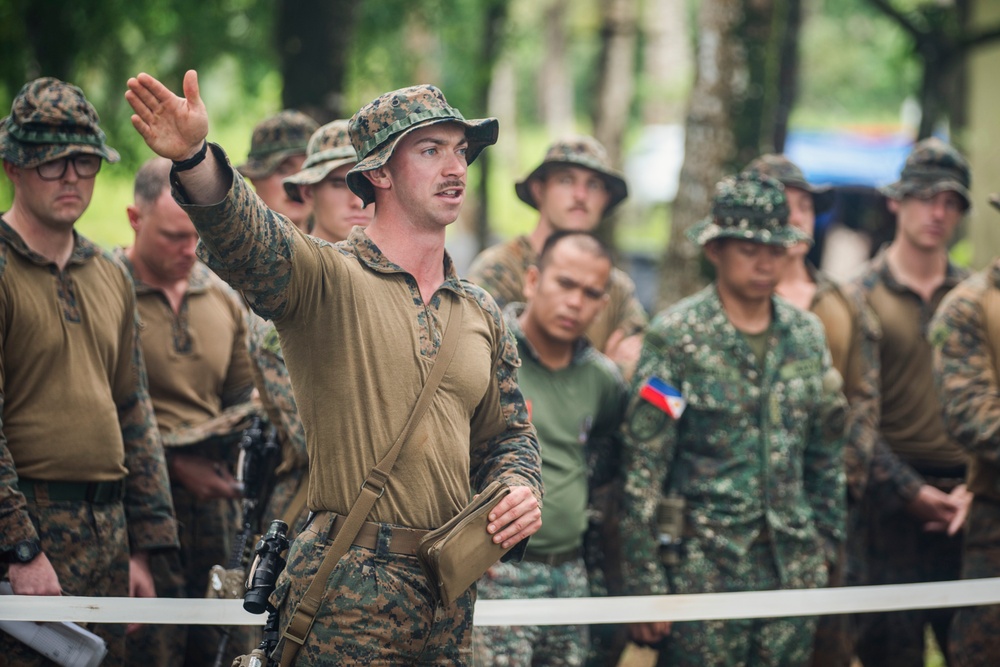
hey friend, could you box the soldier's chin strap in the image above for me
[278,298,462,667]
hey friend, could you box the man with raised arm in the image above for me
[125,70,542,665]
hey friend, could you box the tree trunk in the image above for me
[640,0,694,125]
[659,0,748,308]
[538,0,574,137]
[277,0,358,123]
[593,0,639,170]
[473,0,511,254]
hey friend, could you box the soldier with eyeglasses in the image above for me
[0,77,178,666]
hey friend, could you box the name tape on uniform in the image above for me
[1,578,999,626]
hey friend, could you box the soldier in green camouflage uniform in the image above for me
[467,136,646,373]
[745,154,871,667]
[849,138,972,667]
[0,78,178,666]
[126,71,543,665]
[248,120,371,540]
[930,193,1000,667]
[238,110,318,232]
[620,172,846,667]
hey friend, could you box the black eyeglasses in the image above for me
[36,155,102,181]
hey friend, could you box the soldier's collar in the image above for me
[347,226,466,296]
[114,247,212,295]
[0,215,99,267]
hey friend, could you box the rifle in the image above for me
[209,415,281,667]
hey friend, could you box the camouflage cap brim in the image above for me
[880,178,971,210]
[282,155,358,203]
[236,147,308,180]
[0,116,120,168]
[345,115,498,207]
[686,216,812,248]
[990,193,1000,213]
[515,160,629,214]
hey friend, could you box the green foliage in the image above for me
[794,0,920,125]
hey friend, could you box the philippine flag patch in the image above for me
[639,376,686,420]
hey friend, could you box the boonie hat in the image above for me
[237,110,318,180]
[515,136,628,214]
[282,120,358,203]
[0,77,119,168]
[687,172,809,247]
[345,84,498,207]
[743,153,834,214]
[881,137,971,210]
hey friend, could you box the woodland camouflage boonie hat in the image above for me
[743,153,834,214]
[282,120,358,203]
[345,84,498,206]
[687,172,809,247]
[0,77,120,168]
[515,135,628,214]
[881,137,971,210]
[237,110,318,179]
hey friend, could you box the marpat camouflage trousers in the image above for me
[272,512,474,666]
[473,557,590,666]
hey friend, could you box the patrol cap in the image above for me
[514,135,629,214]
[237,110,318,180]
[743,153,834,214]
[282,120,358,203]
[687,172,809,248]
[0,77,120,168]
[345,84,498,207]
[881,137,971,210]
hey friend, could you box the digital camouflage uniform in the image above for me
[930,198,1000,667]
[620,174,846,667]
[473,303,627,667]
[466,137,647,353]
[247,119,361,541]
[118,252,256,667]
[849,138,972,667]
[247,313,311,538]
[173,85,542,666]
[744,154,867,667]
[0,78,177,666]
[237,110,318,180]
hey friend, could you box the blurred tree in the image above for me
[278,0,359,123]
[866,0,1000,139]
[659,0,801,308]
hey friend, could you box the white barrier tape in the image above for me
[1,579,999,626]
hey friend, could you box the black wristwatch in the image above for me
[6,539,42,564]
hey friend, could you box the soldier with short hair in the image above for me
[849,137,973,667]
[119,156,256,666]
[238,110,318,231]
[467,136,646,375]
[473,230,627,667]
[930,192,1000,667]
[0,77,177,666]
[620,172,846,667]
[126,70,542,665]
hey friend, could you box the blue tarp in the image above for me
[783,129,913,189]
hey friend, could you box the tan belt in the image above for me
[310,511,428,556]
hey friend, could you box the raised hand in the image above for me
[125,70,209,161]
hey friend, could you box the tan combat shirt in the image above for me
[177,146,542,533]
[851,250,968,499]
[0,219,177,550]
[117,252,254,437]
[466,235,647,351]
